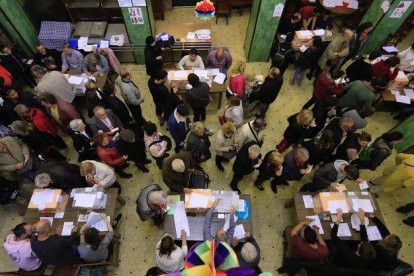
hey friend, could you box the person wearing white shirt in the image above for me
[155,231,187,273]
[399,43,414,72]
[178,48,205,70]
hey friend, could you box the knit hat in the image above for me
[119,129,135,142]
[172,159,185,173]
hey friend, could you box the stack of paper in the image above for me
[330,223,352,237]
[31,189,55,205]
[367,226,383,241]
[327,199,349,213]
[382,45,399,53]
[302,195,314,208]
[233,224,245,240]
[87,212,109,231]
[194,69,208,79]
[186,32,196,40]
[73,193,96,208]
[188,192,210,208]
[403,89,414,99]
[395,95,411,104]
[313,29,325,36]
[68,76,84,85]
[213,73,226,84]
[351,199,374,212]
[306,215,324,234]
[174,202,190,237]
[61,222,74,236]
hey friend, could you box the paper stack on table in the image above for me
[68,76,84,85]
[30,189,55,205]
[186,32,196,40]
[73,193,96,208]
[395,95,411,104]
[330,223,352,237]
[367,226,383,241]
[188,193,210,208]
[404,89,414,99]
[302,195,314,208]
[359,181,369,190]
[174,202,190,237]
[194,69,208,79]
[61,222,74,236]
[209,68,220,76]
[382,45,399,53]
[313,29,325,36]
[351,199,374,212]
[213,73,226,84]
[391,90,400,95]
[306,215,324,234]
[87,212,109,231]
[327,199,349,213]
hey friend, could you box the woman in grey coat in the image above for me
[185,122,212,163]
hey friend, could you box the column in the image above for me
[244,0,286,62]
[360,0,414,54]
[121,0,155,63]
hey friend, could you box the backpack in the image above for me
[0,178,20,205]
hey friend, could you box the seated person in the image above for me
[3,223,42,271]
[80,160,122,194]
[346,50,381,82]
[90,106,124,135]
[167,104,191,153]
[290,220,329,262]
[136,184,167,226]
[300,160,360,192]
[155,231,187,273]
[0,136,35,180]
[372,56,400,81]
[30,219,80,266]
[231,232,261,272]
[330,208,376,269]
[143,121,172,169]
[335,131,372,162]
[162,151,195,193]
[205,47,232,74]
[118,129,150,173]
[77,218,113,263]
[204,199,235,244]
[341,106,375,130]
[178,48,205,70]
[34,42,62,71]
[82,52,110,76]
[69,119,98,162]
[61,43,84,73]
[254,150,284,193]
[34,162,87,191]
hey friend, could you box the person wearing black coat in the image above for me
[231,233,261,273]
[34,162,87,191]
[186,73,210,122]
[102,84,133,127]
[253,150,284,194]
[255,67,283,118]
[278,147,312,186]
[301,129,336,166]
[312,96,338,133]
[230,141,261,194]
[335,132,371,162]
[324,116,354,148]
[1,46,36,88]
[184,122,212,163]
[117,129,150,173]
[290,36,322,86]
[68,119,98,162]
[1,86,45,112]
[148,69,182,124]
[144,36,163,77]
[34,43,62,71]
[277,109,317,153]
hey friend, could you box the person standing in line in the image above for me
[186,73,210,122]
[255,67,283,118]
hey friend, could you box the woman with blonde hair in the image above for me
[227,60,246,98]
[184,122,212,162]
[254,150,284,193]
[215,122,238,172]
[277,109,317,153]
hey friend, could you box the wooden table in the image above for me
[23,188,118,234]
[294,192,385,240]
[164,194,253,241]
[380,87,414,103]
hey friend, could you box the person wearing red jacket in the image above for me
[0,64,13,87]
[372,56,400,81]
[93,133,132,178]
[303,70,345,109]
[14,104,67,150]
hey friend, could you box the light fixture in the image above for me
[195,0,215,20]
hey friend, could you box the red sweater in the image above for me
[314,72,345,100]
[229,74,246,98]
[0,65,13,86]
[28,108,58,136]
[97,145,126,167]
[372,61,399,81]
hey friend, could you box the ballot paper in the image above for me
[40,217,54,225]
[223,214,238,231]
[194,69,208,79]
[327,200,349,213]
[54,212,65,219]
[306,215,324,234]
[367,226,383,241]
[68,76,84,85]
[395,95,411,104]
[31,189,55,205]
[280,34,287,40]
[391,90,401,95]
[348,0,359,9]
[61,222,74,236]
[359,181,369,190]
[209,68,220,76]
[382,45,399,53]
[78,37,88,49]
[302,195,314,208]
[233,224,246,240]
[313,29,325,36]
[238,199,245,212]
[351,213,369,231]
[173,202,190,237]
[300,45,308,52]
[100,40,110,49]
[83,45,95,52]
[186,32,196,40]
[213,73,226,84]
[330,223,352,237]
[397,70,407,78]
[87,212,109,231]
[352,199,374,212]
[73,193,96,208]
[404,88,414,99]
[188,193,209,208]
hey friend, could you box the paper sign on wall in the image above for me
[118,0,132,7]
[381,0,390,13]
[390,1,412,18]
[129,7,144,24]
[132,0,146,6]
[273,4,284,17]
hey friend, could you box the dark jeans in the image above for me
[192,107,206,122]
[258,102,269,119]
[127,104,146,126]
[230,172,244,191]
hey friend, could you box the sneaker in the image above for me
[113,213,123,228]
[396,203,414,213]
[270,180,278,194]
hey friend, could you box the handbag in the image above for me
[0,177,20,205]
[188,169,210,189]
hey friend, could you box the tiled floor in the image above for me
[1,8,413,275]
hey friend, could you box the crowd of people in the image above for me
[0,1,414,274]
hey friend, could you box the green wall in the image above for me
[360,0,414,54]
[244,0,286,62]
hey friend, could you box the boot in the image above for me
[215,155,225,172]
[396,203,414,213]
[402,216,414,227]
[136,163,149,173]
[115,167,132,178]
[270,179,278,194]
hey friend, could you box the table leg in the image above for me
[217,92,223,110]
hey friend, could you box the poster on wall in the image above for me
[129,7,144,24]
[132,0,146,6]
[390,1,412,18]
[273,3,284,17]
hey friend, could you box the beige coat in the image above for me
[318,36,350,71]
[0,136,33,173]
[238,120,264,146]
[215,130,238,156]
[82,160,116,189]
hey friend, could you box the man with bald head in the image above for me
[318,29,354,73]
[30,219,80,266]
[162,151,196,193]
[205,47,233,74]
[204,199,235,244]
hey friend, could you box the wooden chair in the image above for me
[215,0,231,25]
[231,0,244,16]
